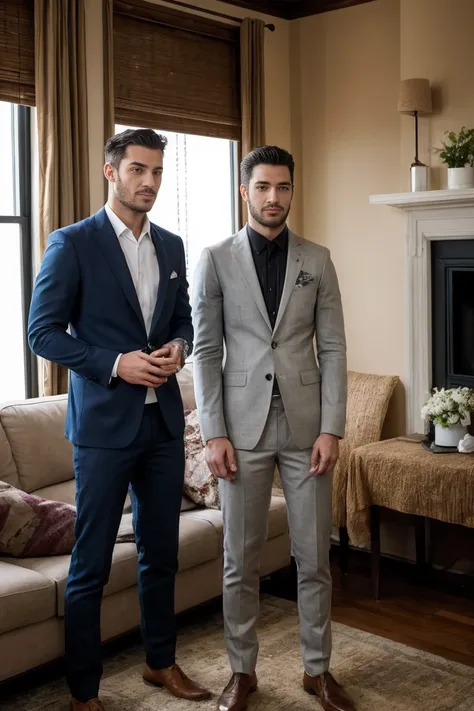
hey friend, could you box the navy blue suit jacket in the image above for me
[28,208,193,449]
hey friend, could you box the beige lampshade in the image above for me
[398,78,432,115]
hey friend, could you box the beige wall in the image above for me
[296,0,405,432]
[84,0,293,217]
[295,0,474,434]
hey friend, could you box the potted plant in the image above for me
[421,387,474,447]
[437,126,474,189]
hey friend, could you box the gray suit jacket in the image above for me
[192,227,347,450]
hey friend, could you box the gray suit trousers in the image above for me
[219,397,333,677]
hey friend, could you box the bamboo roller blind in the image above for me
[114,0,241,140]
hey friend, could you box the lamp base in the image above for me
[410,164,429,192]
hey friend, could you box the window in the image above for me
[115,125,238,294]
[0,101,36,401]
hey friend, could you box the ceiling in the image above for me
[220,0,376,20]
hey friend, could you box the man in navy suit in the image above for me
[28,129,210,710]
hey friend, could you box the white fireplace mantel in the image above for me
[369,188,474,434]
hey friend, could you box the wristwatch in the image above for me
[171,339,190,370]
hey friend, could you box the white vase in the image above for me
[434,423,467,448]
[447,166,474,189]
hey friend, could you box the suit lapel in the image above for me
[92,208,146,332]
[149,225,170,336]
[232,227,272,332]
[273,231,304,334]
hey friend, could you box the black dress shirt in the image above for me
[247,225,288,329]
[248,224,289,395]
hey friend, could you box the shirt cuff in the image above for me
[110,353,123,381]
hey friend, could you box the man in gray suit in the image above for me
[193,146,355,711]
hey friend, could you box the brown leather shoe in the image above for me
[303,672,356,711]
[70,699,104,711]
[217,673,258,711]
[143,663,211,701]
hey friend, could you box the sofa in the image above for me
[0,365,291,682]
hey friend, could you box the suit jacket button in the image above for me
[271,341,277,349]
[265,374,273,381]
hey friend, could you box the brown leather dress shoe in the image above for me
[303,672,356,711]
[143,663,211,701]
[70,699,104,711]
[217,672,258,711]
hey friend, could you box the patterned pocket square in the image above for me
[295,270,314,288]
[170,271,178,279]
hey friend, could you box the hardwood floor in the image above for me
[262,553,474,669]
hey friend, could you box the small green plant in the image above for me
[436,126,474,168]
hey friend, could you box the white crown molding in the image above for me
[369,190,474,434]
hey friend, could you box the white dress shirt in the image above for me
[105,203,160,404]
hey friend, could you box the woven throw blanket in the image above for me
[346,438,474,545]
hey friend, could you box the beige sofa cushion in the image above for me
[34,480,195,516]
[117,512,220,572]
[183,495,288,548]
[6,542,139,616]
[0,421,20,489]
[8,513,221,616]
[177,364,195,412]
[0,396,72,493]
[0,560,56,634]
[0,368,194,494]
[34,479,76,506]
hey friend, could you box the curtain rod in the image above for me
[162,0,276,31]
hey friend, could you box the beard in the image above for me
[114,177,156,214]
[247,197,290,229]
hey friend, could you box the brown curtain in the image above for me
[240,17,265,226]
[35,0,90,396]
[103,0,114,202]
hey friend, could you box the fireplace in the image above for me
[432,239,474,390]
[369,187,474,433]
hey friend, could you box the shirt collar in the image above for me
[104,203,151,241]
[247,224,288,255]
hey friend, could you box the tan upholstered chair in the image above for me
[334,371,399,574]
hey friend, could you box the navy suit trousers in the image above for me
[64,403,184,702]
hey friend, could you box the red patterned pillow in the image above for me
[183,410,220,509]
[0,482,76,557]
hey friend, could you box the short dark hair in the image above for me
[104,128,168,168]
[240,145,295,187]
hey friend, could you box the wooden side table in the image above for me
[346,437,474,599]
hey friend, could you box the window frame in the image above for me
[0,103,37,398]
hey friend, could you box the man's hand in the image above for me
[151,342,184,375]
[149,345,182,377]
[117,350,169,387]
[310,433,339,476]
[206,437,237,481]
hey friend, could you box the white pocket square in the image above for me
[170,271,178,279]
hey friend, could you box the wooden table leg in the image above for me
[414,515,432,582]
[370,505,381,600]
[339,526,349,578]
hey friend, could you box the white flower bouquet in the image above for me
[421,387,474,428]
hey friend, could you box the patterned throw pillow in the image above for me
[183,410,220,509]
[0,481,76,557]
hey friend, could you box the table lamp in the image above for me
[398,78,432,191]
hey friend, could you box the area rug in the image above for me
[2,595,473,711]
